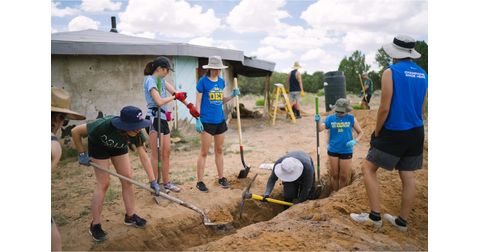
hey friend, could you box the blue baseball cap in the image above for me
[111,106,151,131]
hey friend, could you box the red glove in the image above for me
[173,92,187,101]
[187,103,200,118]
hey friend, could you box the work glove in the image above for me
[262,195,270,202]
[173,92,187,101]
[195,118,204,133]
[230,88,240,98]
[301,90,305,97]
[346,139,357,148]
[186,103,200,118]
[79,152,90,166]
[150,181,161,196]
[314,114,320,122]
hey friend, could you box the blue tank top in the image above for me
[289,70,300,91]
[384,61,428,131]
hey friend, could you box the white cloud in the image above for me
[51,27,58,33]
[342,30,391,52]
[120,30,156,39]
[80,0,122,12]
[118,0,221,38]
[68,16,100,31]
[227,0,289,33]
[250,46,293,61]
[51,2,79,17]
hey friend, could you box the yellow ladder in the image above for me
[272,83,296,125]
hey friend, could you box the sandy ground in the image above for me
[52,91,428,250]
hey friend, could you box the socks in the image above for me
[369,211,381,221]
[395,216,407,227]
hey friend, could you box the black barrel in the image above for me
[324,71,346,112]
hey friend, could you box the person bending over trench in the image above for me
[71,106,151,242]
[263,151,316,206]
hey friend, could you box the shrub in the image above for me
[255,98,265,106]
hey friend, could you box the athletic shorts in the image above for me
[203,121,228,135]
[148,117,170,135]
[290,91,301,103]
[88,140,128,160]
[363,94,372,103]
[327,151,353,160]
[366,126,424,171]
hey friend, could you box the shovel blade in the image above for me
[237,166,250,178]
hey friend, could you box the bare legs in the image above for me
[196,132,225,182]
[329,156,352,191]
[148,130,171,184]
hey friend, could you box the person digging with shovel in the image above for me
[71,106,151,242]
[263,151,316,207]
[143,56,200,193]
[51,87,86,251]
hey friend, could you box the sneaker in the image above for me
[383,213,407,231]
[350,212,382,229]
[218,177,229,188]
[196,181,209,192]
[89,223,107,242]
[164,181,181,192]
[124,214,147,228]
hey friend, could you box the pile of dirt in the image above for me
[52,93,427,250]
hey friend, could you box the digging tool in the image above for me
[239,174,292,218]
[155,77,167,203]
[89,162,229,227]
[234,77,251,179]
[358,74,368,109]
[315,96,321,187]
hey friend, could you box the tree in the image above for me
[338,50,370,92]
[415,40,428,73]
[375,48,391,75]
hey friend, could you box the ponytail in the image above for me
[144,61,155,75]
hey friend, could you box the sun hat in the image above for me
[292,61,301,69]
[152,56,174,72]
[274,157,303,182]
[202,56,228,69]
[333,98,352,113]
[383,35,421,59]
[51,87,86,120]
[111,106,151,131]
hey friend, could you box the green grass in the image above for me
[255,98,265,106]
[352,104,363,110]
[317,89,325,96]
[61,146,78,160]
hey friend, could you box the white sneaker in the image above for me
[164,182,181,192]
[383,213,407,231]
[350,212,383,229]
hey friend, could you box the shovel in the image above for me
[233,77,251,179]
[89,162,229,228]
[239,174,292,218]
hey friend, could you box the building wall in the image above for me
[51,54,235,125]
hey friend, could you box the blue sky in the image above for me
[51,0,428,73]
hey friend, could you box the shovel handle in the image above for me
[89,162,209,219]
[234,77,243,146]
[251,193,293,206]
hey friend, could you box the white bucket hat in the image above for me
[274,157,303,182]
[383,35,421,59]
[292,61,301,69]
[203,56,228,69]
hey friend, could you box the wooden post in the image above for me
[263,74,271,119]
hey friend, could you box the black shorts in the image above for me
[147,117,170,135]
[203,121,228,135]
[367,126,424,171]
[88,140,128,160]
[327,151,353,160]
[363,94,372,103]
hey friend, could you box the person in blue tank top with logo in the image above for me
[194,56,240,192]
[143,56,200,193]
[351,35,428,232]
[318,98,363,192]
